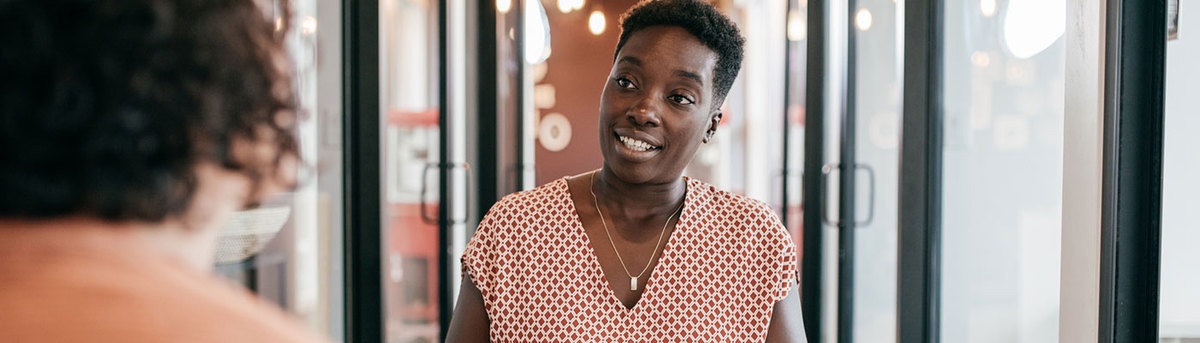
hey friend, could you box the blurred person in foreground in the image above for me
[0,0,327,341]
[447,0,805,341]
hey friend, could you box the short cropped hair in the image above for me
[0,0,297,222]
[615,0,745,108]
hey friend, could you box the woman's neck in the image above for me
[592,168,686,221]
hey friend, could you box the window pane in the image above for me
[850,0,902,340]
[380,0,441,341]
[1160,22,1200,342]
[940,0,1065,341]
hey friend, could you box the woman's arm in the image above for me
[766,285,807,343]
[445,276,490,343]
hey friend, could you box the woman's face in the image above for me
[598,25,722,185]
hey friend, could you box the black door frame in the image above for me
[799,0,827,340]
[897,0,943,341]
[343,0,383,341]
[1099,0,1167,341]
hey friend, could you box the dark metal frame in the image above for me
[475,0,501,234]
[781,0,793,240]
[476,0,525,218]
[800,0,828,341]
[897,0,943,341]
[436,1,453,341]
[342,0,383,341]
[1099,0,1167,341]
[836,0,859,341]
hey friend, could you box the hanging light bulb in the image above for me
[497,0,512,14]
[573,0,586,11]
[557,0,572,13]
[588,10,606,35]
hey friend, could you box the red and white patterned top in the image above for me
[462,176,799,342]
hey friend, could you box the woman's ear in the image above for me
[703,111,722,143]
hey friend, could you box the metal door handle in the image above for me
[855,164,875,227]
[420,162,473,225]
[453,163,473,225]
[819,163,876,227]
[820,163,839,226]
[420,163,439,225]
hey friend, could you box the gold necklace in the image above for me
[589,172,685,292]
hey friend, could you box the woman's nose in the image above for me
[626,96,662,127]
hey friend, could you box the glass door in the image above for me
[378,0,471,341]
[379,1,521,341]
[939,0,1066,341]
[801,0,902,341]
[379,0,441,340]
[1160,3,1200,340]
[844,0,903,341]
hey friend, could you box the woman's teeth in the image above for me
[619,136,658,152]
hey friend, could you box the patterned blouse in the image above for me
[462,176,798,342]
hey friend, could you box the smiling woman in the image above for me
[445,0,805,342]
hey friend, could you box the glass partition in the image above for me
[940,0,1065,341]
[380,0,442,341]
[1160,20,1200,342]
[846,0,902,340]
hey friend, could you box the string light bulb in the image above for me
[588,10,606,35]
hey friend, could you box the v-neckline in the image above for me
[561,176,692,311]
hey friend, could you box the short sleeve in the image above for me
[461,208,498,302]
[758,202,799,303]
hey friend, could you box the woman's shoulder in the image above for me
[684,177,790,244]
[686,177,777,220]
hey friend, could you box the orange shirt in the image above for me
[0,225,328,343]
[463,177,799,342]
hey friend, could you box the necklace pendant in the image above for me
[630,276,639,291]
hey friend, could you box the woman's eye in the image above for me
[615,77,635,89]
[668,94,695,105]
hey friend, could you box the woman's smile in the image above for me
[617,135,660,152]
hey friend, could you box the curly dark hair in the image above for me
[0,0,298,222]
[615,0,745,108]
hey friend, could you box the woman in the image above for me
[448,0,805,341]
[0,0,326,341]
